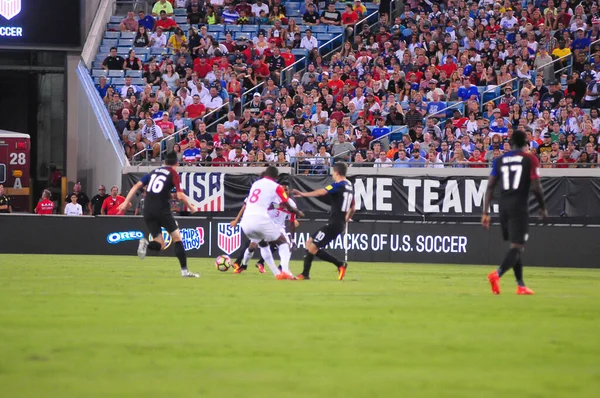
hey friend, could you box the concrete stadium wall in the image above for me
[1,214,597,268]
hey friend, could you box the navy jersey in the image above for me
[140,167,182,213]
[490,150,540,210]
[324,180,354,226]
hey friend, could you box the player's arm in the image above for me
[291,188,328,197]
[119,181,144,212]
[482,175,497,229]
[346,199,356,223]
[231,204,246,227]
[529,155,548,219]
[176,191,197,214]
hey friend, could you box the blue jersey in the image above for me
[324,180,354,226]
[490,150,540,210]
[140,166,181,213]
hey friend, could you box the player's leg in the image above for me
[273,234,293,277]
[164,215,199,277]
[300,225,346,280]
[140,217,164,259]
[235,241,258,274]
[232,238,252,270]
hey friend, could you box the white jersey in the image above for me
[242,177,288,220]
[268,197,297,227]
[64,203,82,216]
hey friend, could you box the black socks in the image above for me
[302,252,314,277]
[497,247,521,278]
[148,240,162,251]
[174,241,187,270]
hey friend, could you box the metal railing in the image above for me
[279,55,307,88]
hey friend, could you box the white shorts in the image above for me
[240,217,283,243]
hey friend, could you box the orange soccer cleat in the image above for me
[233,266,246,274]
[516,286,534,295]
[256,263,265,274]
[275,272,294,280]
[337,263,348,281]
[488,270,500,295]
[296,274,310,280]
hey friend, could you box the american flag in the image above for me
[217,223,240,255]
[0,0,21,21]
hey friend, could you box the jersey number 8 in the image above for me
[148,174,167,194]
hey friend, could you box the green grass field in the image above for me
[1,255,599,398]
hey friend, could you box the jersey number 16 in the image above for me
[148,174,167,194]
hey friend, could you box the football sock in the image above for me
[174,241,187,270]
[259,245,279,276]
[242,247,255,266]
[513,258,526,287]
[302,252,314,276]
[497,247,521,278]
[148,240,162,251]
[278,243,292,275]
[316,249,344,267]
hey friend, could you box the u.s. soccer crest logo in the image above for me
[217,223,240,255]
[0,0,21,20]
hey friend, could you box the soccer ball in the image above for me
[215,255,231,272]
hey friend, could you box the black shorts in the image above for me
[311,223,344,249]
[500,210,529,244]
[144,210,178,238]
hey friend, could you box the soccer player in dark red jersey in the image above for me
[119,151,200,277]
[482,130,548,295]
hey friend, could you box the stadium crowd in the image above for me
[97,0,600,170]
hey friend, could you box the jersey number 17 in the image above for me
[500,165,522,190]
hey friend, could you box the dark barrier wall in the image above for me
[1,215,598,268]
[123,173,600,218]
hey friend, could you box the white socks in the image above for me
[242,247,254,266]
[259,245,280,276]
[278,243,292,275]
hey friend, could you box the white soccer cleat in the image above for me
[137,238,149,260]
[181,269,200,278]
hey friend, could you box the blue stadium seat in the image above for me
[226,25,242,32]
[92,61,104,69]
[94,77,111,85]
[104,31,120,39]
[91,69,105,77]
[287,9,301,17]
[117,47,131,56]
[317,33,334,42]
[174,16,187,24]
[108,70,124,78]
[311,25,327,34]
[174,8,187,16]
[119,38,134,46]
[131,78,145,86]
[328,26,343,35]
[241,25,257,32]
[125,70,142,78]
[95,54,108,62]
[135,47,150,56]
[179,23,190,32]
[150,47,164,55]
[110,16,123,24]
[107,23,120,31]
[99,45,112,53]
[121,32,135,39]
[208,25,224,32]
[102,38,118,47]
[292,49,307,58]
[112,78,126,86]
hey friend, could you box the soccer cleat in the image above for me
[488,270,501,295]
[232,261,241,270]
[296,274,310,280]
[516,286,534,295]
[233,265,247,274]
[256,262,265,274]
[276,272,294,280]
[181,269,200,278]
[337,263,348,281]
[137,238,149,260]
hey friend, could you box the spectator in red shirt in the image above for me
[101,186,129,215]
[342,4,358,36]
[327,72,344,97]
[439,56,458,78]
[154,10,178,32]
[281,46,295,67]
[193,56,212,78]
[156,112,174,136]
[468,149,487,168]
[185,94,207,119]
[211,146,228,165]
[35,190,55,215]
[556,149,576,168]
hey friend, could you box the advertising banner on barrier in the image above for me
[123,173,600,218]
[1,215,598,268]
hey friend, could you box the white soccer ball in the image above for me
[215,255,231,272]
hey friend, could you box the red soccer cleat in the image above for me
[275,272,294,280]
[337,263,347,281]
[488,271,500,295]
[516,286,534,295]
[296,274,310,280]
[233,266,246,274]
[256,263,265,274]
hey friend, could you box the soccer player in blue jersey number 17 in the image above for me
[292,163,355,281]
[119,151,200,278]
[482,130,547,295]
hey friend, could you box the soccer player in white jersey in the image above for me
[236,166,303,279]
[64,194,83,216]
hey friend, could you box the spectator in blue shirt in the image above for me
[572,29,591,52]
[426,91,446,117]
[393,150,410,167]
[409,149,426,167]
[457,78,479,102]
[371,118,390,139]
[137,10,155,31]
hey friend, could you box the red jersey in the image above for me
[193,59,212,78]
[282,53,295,67]
[341,11,358,25]
[35,199,54,214]
[154,17,177,31]
[328,79,344,95]
[186,103,206,118]
[102,195,126,216]
[156,120,174,133]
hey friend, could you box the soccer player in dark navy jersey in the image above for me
[119,151,200,277]
[482,130,547,295]
[293,162,355,280]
